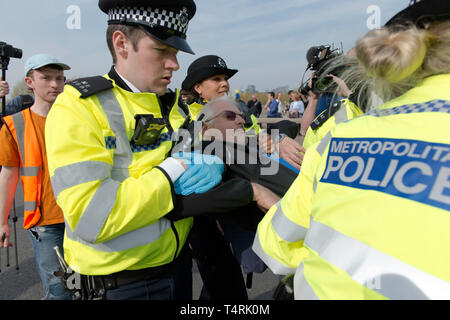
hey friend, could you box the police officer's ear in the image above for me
[112,30,132,61]
[193,82,202,97]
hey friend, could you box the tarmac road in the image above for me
[0,183,279,300]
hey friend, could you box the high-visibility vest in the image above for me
[302,99,363,150]
[3,109,42,229]
[188,101,205,120]
[254,74,450,299]
[46,75,193,275]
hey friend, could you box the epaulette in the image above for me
[68,76,114,99]
[310,100,342,130]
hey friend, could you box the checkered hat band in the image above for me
[108,7,188,35]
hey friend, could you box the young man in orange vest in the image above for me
[0,54,72,300]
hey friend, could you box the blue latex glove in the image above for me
[173,151,224,196]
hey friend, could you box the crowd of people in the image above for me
[0,0,448,301]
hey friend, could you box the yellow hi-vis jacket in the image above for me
[302,98,363,150]
[45,75,193,275]
[253,74,450,299]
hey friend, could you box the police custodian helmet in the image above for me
[98,0,197,54]
[181,55,238,91]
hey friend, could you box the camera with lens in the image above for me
[299,45,342,95]
[1,42,23,117]
[0,42,23,60]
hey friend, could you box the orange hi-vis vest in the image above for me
[3,108,42,229]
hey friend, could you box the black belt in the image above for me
[95,245,190,291]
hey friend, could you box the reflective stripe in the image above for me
[73,179,120,243]
[64,90,134,243]
[272,201,308,242]
[96,90,132,181]
[24,201,36,211]
[51,161,112,198]
[20,166,40,177]
[303,219,450,299]
[333,105,348,124]
[12,112,25,160]
[178,105,188,119]
[294,263,319,300]
[316,131,332,156]
[65,217,172,252]
[313,131,332,194]
[252,231,297,275]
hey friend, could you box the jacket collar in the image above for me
[108,66,132,92]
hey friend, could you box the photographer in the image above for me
[300,49,365,148]
[302,70,364,149]
[299,45,346,137]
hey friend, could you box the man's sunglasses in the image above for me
[205,110,244,122]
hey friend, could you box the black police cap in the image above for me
[181,55,238,91]
[99,0,196,54]
[385,0,450,28]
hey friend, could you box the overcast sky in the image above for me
[1,0,408,94]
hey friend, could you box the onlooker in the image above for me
[0,53,72,300]
[288,90,305,118]
[247,94,262,117]
[265,91,281,118]
[180,89,195,105]
[276,92,284,115]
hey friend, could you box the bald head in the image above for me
[200,95,246,142]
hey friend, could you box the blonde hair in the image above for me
[324,20,450,110]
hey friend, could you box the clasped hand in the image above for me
[173,151,224,196]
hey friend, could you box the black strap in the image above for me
[310,100,342,130]
[68,76,114,99]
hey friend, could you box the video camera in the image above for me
[299,45,342,96]
[0,42,22,60]
[1,41,23,117]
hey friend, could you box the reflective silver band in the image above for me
[73,179,120,243]
[252,231,297,275]
[96,89,132,182]
[20,166,40,177]
[51,161,112,198]
[65,217,172,252]
[12,112,25,163]
[316,131,332,156]
[294,263,319,300]
[271,201,308,242]
[302,219,450,299]
[333,105,348,124]
[24,201,36,211]
[313,131,333,193]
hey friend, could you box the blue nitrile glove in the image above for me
[173,151,224,196]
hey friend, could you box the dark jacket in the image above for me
[167,140,298,229]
